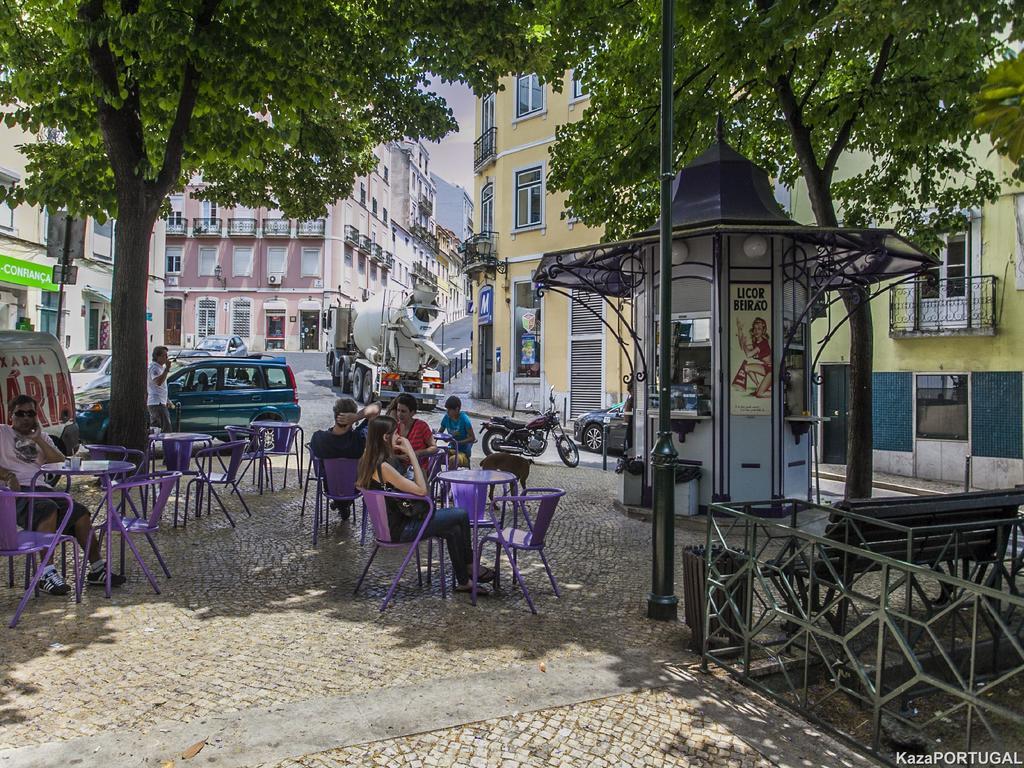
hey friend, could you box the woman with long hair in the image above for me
[357,415,492,593]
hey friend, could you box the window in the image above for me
[370,263,378,281]
[221,364,258,390]
[196,298,217,338]
[513,281,541,378]
[514,166,543,229]
[481,183,494,233]
[230,298,251,337]
[165,246,182,274]
[916,374,969,441]
[571,72,588,100]
[0,194,14,230]
[344,248,353,266]
[232,246,253,277]
[301,247,320,277]
[372,197,378,216]
[381,270,387,286]
[169,195,184,225]
[358,254,366,274]
[922,233,969,299]
[201,200,218,219]
[39,291,58,336]
[267,246,286,276]
[186,365,218,391]
[265,367,289,389]
[93,219,112,238]
[515,74,544,118]
[383,166,389,183]
[359,183,366,205]
[482,93,495,132]
[198,247,217,276]
[383,208,388,225]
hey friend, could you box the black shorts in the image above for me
[15,488,90,533]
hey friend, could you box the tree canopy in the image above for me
[976,52,1024,166]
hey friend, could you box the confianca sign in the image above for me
[0,253,58,290]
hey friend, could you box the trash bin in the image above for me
[682,544,749,653]
[674,462,701,516]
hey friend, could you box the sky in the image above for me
[422,79,476,193]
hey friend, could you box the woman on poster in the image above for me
[732,317,772,398]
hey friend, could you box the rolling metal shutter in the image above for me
[569,290,604,418]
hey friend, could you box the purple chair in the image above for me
[85,444,149,517]
[1,489,82,628]
[252,422,304,490]
[226,426,273,494]
[424,448,452,505]
[103,472,179,594]
[355,489,446,611]
[479,488,566,614]
[182,441,251,528]
[309,457,360,546]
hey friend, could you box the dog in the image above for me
[480,452,532,493]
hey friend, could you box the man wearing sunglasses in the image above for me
[0,394,124,595]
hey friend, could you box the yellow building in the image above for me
[465,73,628,417]
[801,151,1024,488]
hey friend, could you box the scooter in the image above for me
[480,386,580,468]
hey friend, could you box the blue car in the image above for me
[77,356,301,442]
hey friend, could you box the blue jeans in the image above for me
[402,506,472,584]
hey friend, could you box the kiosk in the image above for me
[535,136,937,511]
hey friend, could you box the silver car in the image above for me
[180,335,249,358]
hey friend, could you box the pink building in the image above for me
[162,149,395,351]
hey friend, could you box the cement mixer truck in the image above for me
[325,286,449,409]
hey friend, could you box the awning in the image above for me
[297,300,322,310]
[535,224,937,296]
[82,285,112,303]
[263,300,287,312]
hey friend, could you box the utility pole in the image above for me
[648,0,679,621]
[54,216,72,343]
[47,212,82,346]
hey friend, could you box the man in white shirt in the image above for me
[0,394,124,595]
[148,345,172,433]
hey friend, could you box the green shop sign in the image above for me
[0,253,58,290]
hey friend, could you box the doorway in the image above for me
[821,364,849,465]
[88,305,99,350]
[164,299,182,346]
[266,313,285,350]
[478,324,493,398]
[299,310,320,351]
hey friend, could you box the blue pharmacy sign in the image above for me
[478,285,493,325]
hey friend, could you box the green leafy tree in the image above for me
[0,0,554,450]
[540,0,1015,498]
[976,52,1024,165]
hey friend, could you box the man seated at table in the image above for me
[0,394,124,595]
[310,397,380,519]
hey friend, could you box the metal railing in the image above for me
[889,274,997,336]
[358,234,371,252]
[410,223,438,252]
[228,218,257,236]
[165,218,187,236]
[262,218,291,237]
[702,500,1024,762]
[382,251,394,269]
[440,349,471,383]
[418,194,433,217]
[473,127,497,171]
[344,224,359,246]
[192,217,222,236]
[297,219,326,237]
[370,243,384,262]
[412,262,438,286]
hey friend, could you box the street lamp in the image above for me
[214,263,226,287]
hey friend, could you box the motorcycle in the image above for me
[480,386,580,468]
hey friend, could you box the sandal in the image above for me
[455,582,490,594]
[477,567,496,583]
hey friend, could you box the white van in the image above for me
[0,331,79,453]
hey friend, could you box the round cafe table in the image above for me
[437,469,517,605]
[35,460,137,598]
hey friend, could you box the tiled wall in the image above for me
[872,372,913,452]
[971,372,1023,459]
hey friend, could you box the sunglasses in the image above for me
[13,410,36,418]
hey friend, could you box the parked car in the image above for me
[574,401,629,454]
[177,335,249,358]
[67,350,112,393]
[76,356,300,442]
[0,331,79,453]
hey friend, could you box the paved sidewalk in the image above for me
[0,459,864,767]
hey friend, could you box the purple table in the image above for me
[38,460,137,597]
[148,433,212,524]
[438,469,517,605]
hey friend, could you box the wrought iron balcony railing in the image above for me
[383,251,394,270]
[889,274,997,337]
[418,194,433,217]
[413,262,438,285]
[358,235,372,252]
[165,218,187,236]
[344,224,359,246]
[370,243,384,262]
[262,218,291,237]
[473,127,497,172]
[228,218,257,236]
[192,217,222,236]
[409,223,437,252]
[297,219,326,237]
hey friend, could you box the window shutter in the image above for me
[231,299,251,338]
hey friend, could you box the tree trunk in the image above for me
[843,288,873,499]
[107,191,160,452]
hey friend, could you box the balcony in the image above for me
[358,235,372,252]
[165,218,187,236]
[418,194,433,217]
[383,251,394,270]
[263,218,291,237]
[474,127,497,172]
[344,224,360,246]
[192,217,222,236]
[459,231,504,275]
[410,223,438,252]
[297,219,326,237]
[413,262,438,286]
[370,243,384,263]
[889,274,997,337]
[228,218,257,236]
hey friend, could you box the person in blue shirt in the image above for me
[439,395,476,468]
